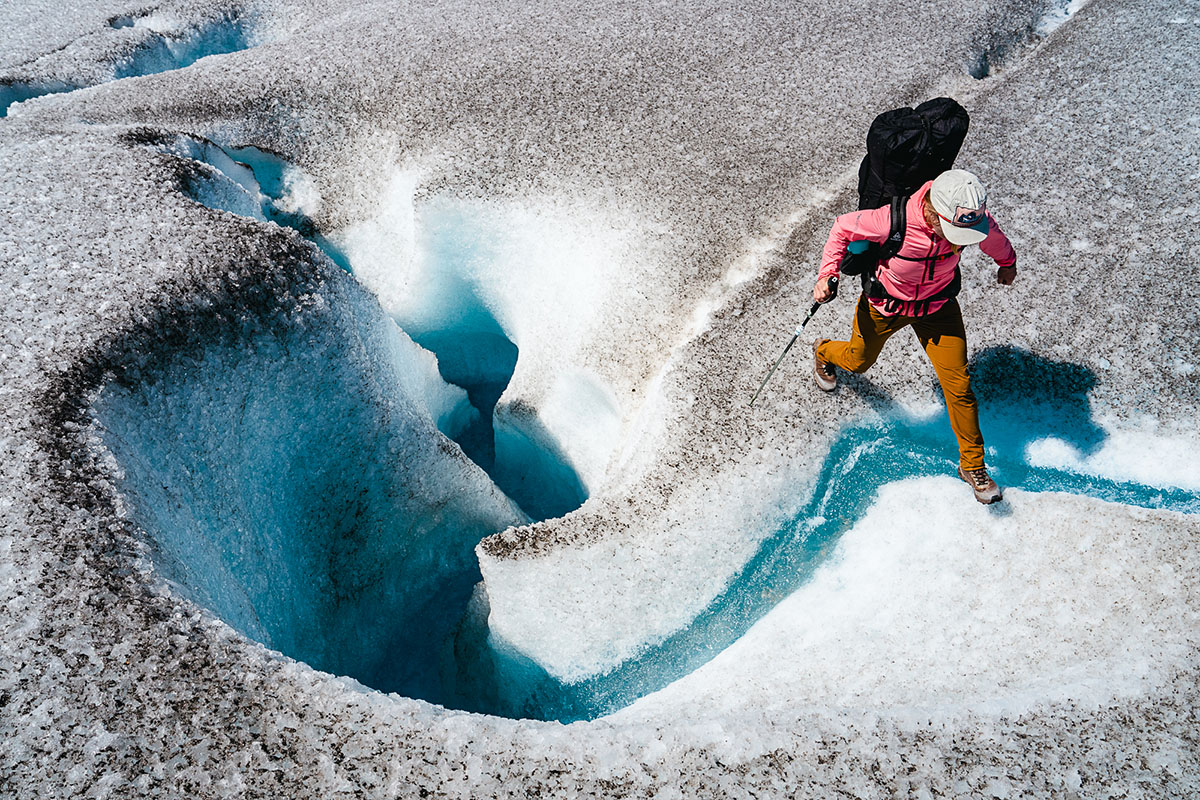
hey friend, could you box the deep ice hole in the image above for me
[157,134,592,520]
[90,132,595,711]
[91,267,528,706]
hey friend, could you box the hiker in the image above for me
[811,168,1017,504]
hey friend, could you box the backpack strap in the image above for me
[880,195,907,260]
[869,265,962,314]
[913,267,962,316]
[861,195,908,296]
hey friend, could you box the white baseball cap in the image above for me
[930,169,989,246]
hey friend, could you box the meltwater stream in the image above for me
[481,347,1200,721]
[94,286,1200,721]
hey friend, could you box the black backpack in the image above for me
[840,98,970,306]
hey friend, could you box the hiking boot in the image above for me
[958,465,1002,504]
[812,339,836,392]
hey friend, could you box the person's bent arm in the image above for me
[813,206,891,302]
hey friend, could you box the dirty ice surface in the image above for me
[3,0,1200,795]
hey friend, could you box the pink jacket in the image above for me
[819,181,1017,317]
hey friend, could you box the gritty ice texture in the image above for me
[1,1,258,118]
[2,0,1200,795]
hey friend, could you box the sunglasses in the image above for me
[936,206,986,227]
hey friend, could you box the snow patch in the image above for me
[1037,0,1092,36]
[331,169,423,310]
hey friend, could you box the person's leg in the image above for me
[818,296,904,374]
[913,300,985,470]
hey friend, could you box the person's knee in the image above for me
[842,344,877,373]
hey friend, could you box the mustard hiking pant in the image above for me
[817,296,985,471]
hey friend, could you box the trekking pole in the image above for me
[748,276,838,407]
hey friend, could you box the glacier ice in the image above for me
[619,476,1200,720]
[1,5,259,118]
[151,133,353,270]
[3,0,1200,794]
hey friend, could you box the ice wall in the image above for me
[151,132,595,521]
[91,261,526,704]
[336,190,628,506]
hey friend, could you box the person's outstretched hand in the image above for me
[997,265,1017,285]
